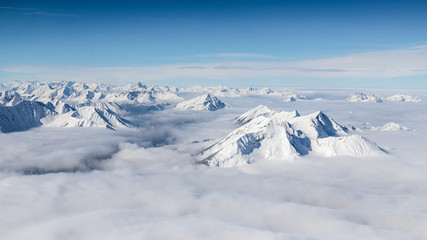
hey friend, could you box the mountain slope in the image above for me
[384,95,421,103]
[201,106,385,167]
[347,93,382,103]
[347,93,422,103]
[364,122,412,131]
[235,105,274,125]
[45,103,134,130]
[176,94,228,111]
[0,101,56,133]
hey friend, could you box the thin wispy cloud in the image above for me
[196,53,277,59]
[414,45,427,49]
[2,46,427,83]
[0,5,77,17]
[21,10,78,17]
[0,6,38,10]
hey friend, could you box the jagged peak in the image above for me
[176,93,228,111]
[201,105,382,167]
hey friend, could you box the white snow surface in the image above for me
[235,105,275,125]
[179,85,307,101]
[348,92,421,103]
[384,94,422,102]
[0,81,185,131]
[202,106,384,167]
[175,93,228,111]
[45,103,134,130]
[364,122,413,131]
[0,82,313,132]
[347,92,383,102]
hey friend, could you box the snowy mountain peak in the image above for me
[235,105,274,125]
[201,106,384,167]
[176,94,228,111]
[45,102,134,130]
[289,111,346,139]
[377,122,412,131]
[364,122,412,131]
[235,105,300,126]
[385,95,421,103]
[0,91,23,106]
[347,93,382,103]
[0,101,56,133]
[347,93,421,103]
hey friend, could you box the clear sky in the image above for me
[1,0,427,88]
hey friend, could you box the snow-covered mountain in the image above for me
[0,101,56,133]
[201,105,385,167]
[384,95,421,103]
[347,92,421,103]
[235,105,274,125]
[175,94,228,111]
[45,102,134,130]
[347,93,382,103]
[0,81,191,132]
[0,91,23,106]
[3,81,183,106]
[179,86,307,101]
[0,81,418,135]
[0,81,168,132]
[363,122,412,131]
[282,93,307,102]
[0,82,234,131]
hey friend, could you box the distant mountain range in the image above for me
[347,92,421,103]
[0,81,311,132]
[0,81,420,135]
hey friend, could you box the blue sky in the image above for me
[1,0,427,87]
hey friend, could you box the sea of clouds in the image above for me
[1,90,427,239]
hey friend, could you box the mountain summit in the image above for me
[176,94,228,111]
[201,105,385,167]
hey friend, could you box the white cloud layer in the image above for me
[1,92,427,239]
[2,47,427,83]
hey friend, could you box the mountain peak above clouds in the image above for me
[0,81,184,132]
[364,122,412,131]
[202,106,385,167]
[384,95,421,103]
[175,93,228,111]
[347,92,421,103]
[347,93,382,103]
[0,101,56,133]
[45,102,134,130]
[235,105,275,125]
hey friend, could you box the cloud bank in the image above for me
[1,93,427,239]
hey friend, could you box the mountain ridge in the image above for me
[201,105,386,167]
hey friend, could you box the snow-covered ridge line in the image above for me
[202,105,386,167]
[0,101,56,133]
[0,81,313,133]
[1,81,309,103]
[348,92,421,103]
[179,85,307,101]
[0,81,182,132]
[175,94,228,111]
[363,122,413,131]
